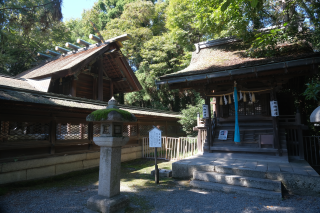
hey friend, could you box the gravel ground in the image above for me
[1,181,320,213]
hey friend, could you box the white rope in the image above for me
[224,95,228,105]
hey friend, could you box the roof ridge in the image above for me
[195,37,241,53]
[0,74,27,81]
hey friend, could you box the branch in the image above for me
[0,2,54,11]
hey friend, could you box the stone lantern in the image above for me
[85,97,137,213]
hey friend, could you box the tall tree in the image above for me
[0,0,69,76]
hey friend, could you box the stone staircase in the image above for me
[190,170,283,199]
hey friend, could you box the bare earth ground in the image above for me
[0,159,320,213]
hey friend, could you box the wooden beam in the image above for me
[110,81,114,98]
[98,58,104,101]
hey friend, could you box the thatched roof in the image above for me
[160,40,318,80]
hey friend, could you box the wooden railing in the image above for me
[142,137,198,160]
[304,136,320,166]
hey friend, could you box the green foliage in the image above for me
[0,0,71,76]
[178,100,204,136]
[304,80,320,101]
[90,108,134,121]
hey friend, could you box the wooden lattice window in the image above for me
[123,124,137,136]
[93,124,101,137]
[56,123,88,140]
[0,121,49,142]
[139,125,153,136]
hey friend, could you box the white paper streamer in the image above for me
[249,92,252,102]
[224,95,228,105]
[239,91,243,100]
[233,92,235,101]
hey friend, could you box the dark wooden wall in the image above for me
[0,100,183,163]
[76,74,94,99]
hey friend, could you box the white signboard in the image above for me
[202,104,209,119]
[218,130,228,140]
[149,127,162,148]
[270,101,279,117]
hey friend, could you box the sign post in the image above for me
[149,126,162,184]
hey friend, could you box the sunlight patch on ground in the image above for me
[189,189,209,194]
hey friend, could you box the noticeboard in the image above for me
[218,130,228,140]
[149,127,162,148]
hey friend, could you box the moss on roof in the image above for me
[160,42,318,79]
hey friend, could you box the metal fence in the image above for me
[142,137,198,160]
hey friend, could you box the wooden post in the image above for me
[204,96,211,152]
[79,123,83,139]
[71,77,77,97]
[93,76,97,100]
[50,120,56,154]
[98,58,104,101]
[155,147,159,184]
[137,123,141,145]
[296,109,304,160]
[197,129,201,153]
[270,89,282,156]
[88,122,93,150]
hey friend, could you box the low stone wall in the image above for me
[0,145,142,185]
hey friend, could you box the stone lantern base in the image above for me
[85,194,129,213]
[84,136,130,213]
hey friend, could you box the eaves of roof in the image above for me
[0,85,181,118]
[156,56,320,86]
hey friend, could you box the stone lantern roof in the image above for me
[86,97,137,122]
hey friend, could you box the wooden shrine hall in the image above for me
[16,34,142,101]
[0,34,184,183]
[156,38,320,160]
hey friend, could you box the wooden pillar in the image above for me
[271,89,282,156]
[296,109,304,160]
[137,123,141,145]
[80,123,84,139]
[204,96,211,152]
[50,120,56,154]
[93,76,97,100]
[71,77,77,97]
[88,122,93,150]
[216,97,220,119]
[67,123,71,134]
[110,81,114,98]
[98,58,104,101]
[165,121,168,137]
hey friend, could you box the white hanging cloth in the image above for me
[249,92,252,102]
[224,95,228,105]
[239,91,243,100]
[233,92,235,101]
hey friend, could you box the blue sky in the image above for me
[62,0,96,21]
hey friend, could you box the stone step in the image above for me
[190,180,282,200]
[193,171,282,192]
